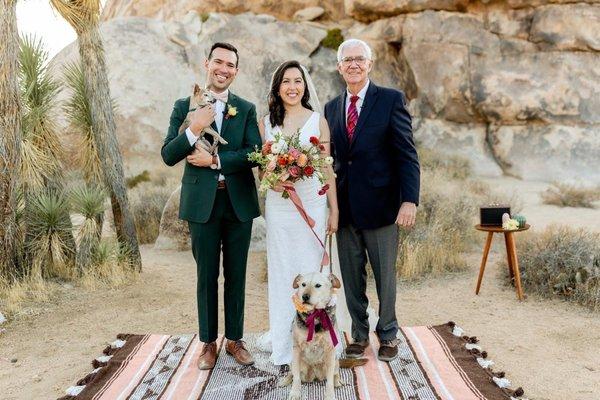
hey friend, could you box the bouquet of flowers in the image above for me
[248,129,333,198]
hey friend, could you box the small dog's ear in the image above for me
[329,274,341,289]
[292,274,303,289]
[193,83,200,95]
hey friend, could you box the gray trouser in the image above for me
[337,223,400,342]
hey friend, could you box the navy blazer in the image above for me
[324,82,420,230]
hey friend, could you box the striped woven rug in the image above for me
[59,322,526,400]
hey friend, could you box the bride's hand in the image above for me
[272,182,286,193]
[327,209,339,235]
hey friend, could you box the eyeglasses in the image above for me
[340,56,369,66]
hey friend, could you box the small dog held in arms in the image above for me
[280,272,365,400]
[178,84,228,154]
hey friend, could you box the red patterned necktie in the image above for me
[346,95,359,142]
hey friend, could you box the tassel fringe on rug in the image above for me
[59,322,526,400]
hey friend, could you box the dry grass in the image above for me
[397,169,477,279]
[128,181,173,244]
[499,225,600,310]
[79,240,138,290]
[541,183,600,209]
[0,271,54,316]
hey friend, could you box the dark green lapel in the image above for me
[220,92,239,138]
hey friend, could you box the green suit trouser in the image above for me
[188,189,252,343]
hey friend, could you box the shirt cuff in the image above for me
[216,155,221,170]
[185,127,198,146]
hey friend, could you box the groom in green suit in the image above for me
[161,43,261,370]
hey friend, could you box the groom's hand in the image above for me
[396,202,416,228]
[186,147,213,167]
[189,104,216,136]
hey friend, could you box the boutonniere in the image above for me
[224,105,237,120]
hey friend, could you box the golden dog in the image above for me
[280,272,342,400]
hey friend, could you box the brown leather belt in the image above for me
[217,180,226,190]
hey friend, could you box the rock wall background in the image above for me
[49,0,600,183]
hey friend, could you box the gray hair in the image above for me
[336,39,373,63]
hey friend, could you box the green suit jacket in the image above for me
[161,93,261,223]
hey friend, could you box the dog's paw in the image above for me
[278,374,292,387]
[334,374,343,388]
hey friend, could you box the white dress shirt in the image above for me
[185,92,228,181]
[345,80,370,120]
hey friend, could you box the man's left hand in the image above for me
[186,147,213,167]
[395,202,416,228]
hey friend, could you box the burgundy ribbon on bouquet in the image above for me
[306,309,339,347]
[282,182,330,266]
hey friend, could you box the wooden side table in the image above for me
[475,224,530,301]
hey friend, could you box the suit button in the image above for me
[348,161,352,165]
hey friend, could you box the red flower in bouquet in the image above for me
[277,155,289,166]
[261,142,273,155]
[309,136,320,146]
[303,165,314,176]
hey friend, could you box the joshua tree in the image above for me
[0,0,23,279]
[50,0,141,270]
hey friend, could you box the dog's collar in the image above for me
[296,305,336,333]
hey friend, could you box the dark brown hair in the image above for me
[268,61,312,128]
[208,42,239,67]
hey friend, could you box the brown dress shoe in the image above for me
[378,339,399,362]
[197,341,217,370]
[345,339,369,359]
[225,340,254,366]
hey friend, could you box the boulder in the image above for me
[488,124,600,183]
[414,118,503,177]
[529,4,600,51]
[293,6,325,21]
[471,52,600,125]
[49,17,195,180]
[154,185,267,251]
[345,0,469,22]
[485,7,534,39]
[101,0,345,22]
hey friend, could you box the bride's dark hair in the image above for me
[268,60,312,128]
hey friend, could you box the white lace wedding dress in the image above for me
[257,112,329,366]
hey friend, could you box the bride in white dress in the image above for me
[257,61,339,366]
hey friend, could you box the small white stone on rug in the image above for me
[493,376,511,388]
[465,343,482,351]
[66,385,85,395]
[452,326,464,336]
[111,339,126,348]
[96,355,112,363]
[477,357,494,368]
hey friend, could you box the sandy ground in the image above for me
[1,245,599,400]
[1,177,600,400]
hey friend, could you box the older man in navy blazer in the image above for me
[324,39,420,362]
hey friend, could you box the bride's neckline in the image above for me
[276,111,316,136]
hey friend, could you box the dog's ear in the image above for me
[329,274,341,289]
[192,83,200,96]
[292,274,303,289]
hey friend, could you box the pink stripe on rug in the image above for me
[352,332,400,400]
[158,335,206,400]
[96,334,169,400]
[403,327,480,400]
[185,335,225,400]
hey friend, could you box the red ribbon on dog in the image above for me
[282,182,330,266]
[306,309,339,347]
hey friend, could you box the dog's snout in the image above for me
[302,294,310,302]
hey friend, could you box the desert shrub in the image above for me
[418,148,471,180]
[70,185,107,271]
[322,28,344,50]
[541,183,600,208]
[499,226,600,310]
[25,190,76,280]
[128,182,172,244]
[126,170,151,189]
[397,170,478,279]
[200,12,210,22]
[80,239,137,289]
